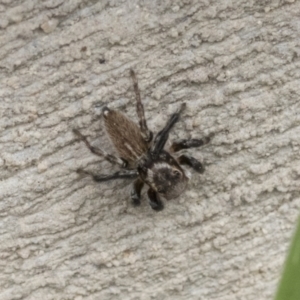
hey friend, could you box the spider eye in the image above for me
[173,170,181,178]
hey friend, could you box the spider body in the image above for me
[103,108,148,168]
[74,70,210,211]
[137,150,188,200]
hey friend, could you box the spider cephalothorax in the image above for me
[73,70,210,211]
[138,151,188,200]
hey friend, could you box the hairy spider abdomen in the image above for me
[103,108,148,166]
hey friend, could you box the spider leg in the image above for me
[73,129,128,168]
[177,154,205,174]
[170,136,210,152]
[151,103,186,158]
[147,188,164,211]
[130,69,153,142]
[76,169,138,182]
[131,178,144,206]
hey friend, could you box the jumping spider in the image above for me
[73,70,210,211]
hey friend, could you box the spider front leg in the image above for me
[77,169,138,182]
[73,129,128,168]
[131,178,144,206]
[130,69,153,142]
[170,136,211,152]
[151,103,186,158]
[178,154,205,174]
[147,188,164,211]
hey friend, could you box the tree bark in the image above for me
[1,1,299,299]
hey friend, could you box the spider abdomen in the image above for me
[103,108,148,166]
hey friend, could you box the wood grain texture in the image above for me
[1,0,300,299]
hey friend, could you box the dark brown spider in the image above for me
[73,70,210,211]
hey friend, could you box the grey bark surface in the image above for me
[1,0,300,299]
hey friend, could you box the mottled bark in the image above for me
[1,1,299,299]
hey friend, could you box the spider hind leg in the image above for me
[73,129,128,168]
[130,69,153,142]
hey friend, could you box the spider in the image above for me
[73,70,211,211]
